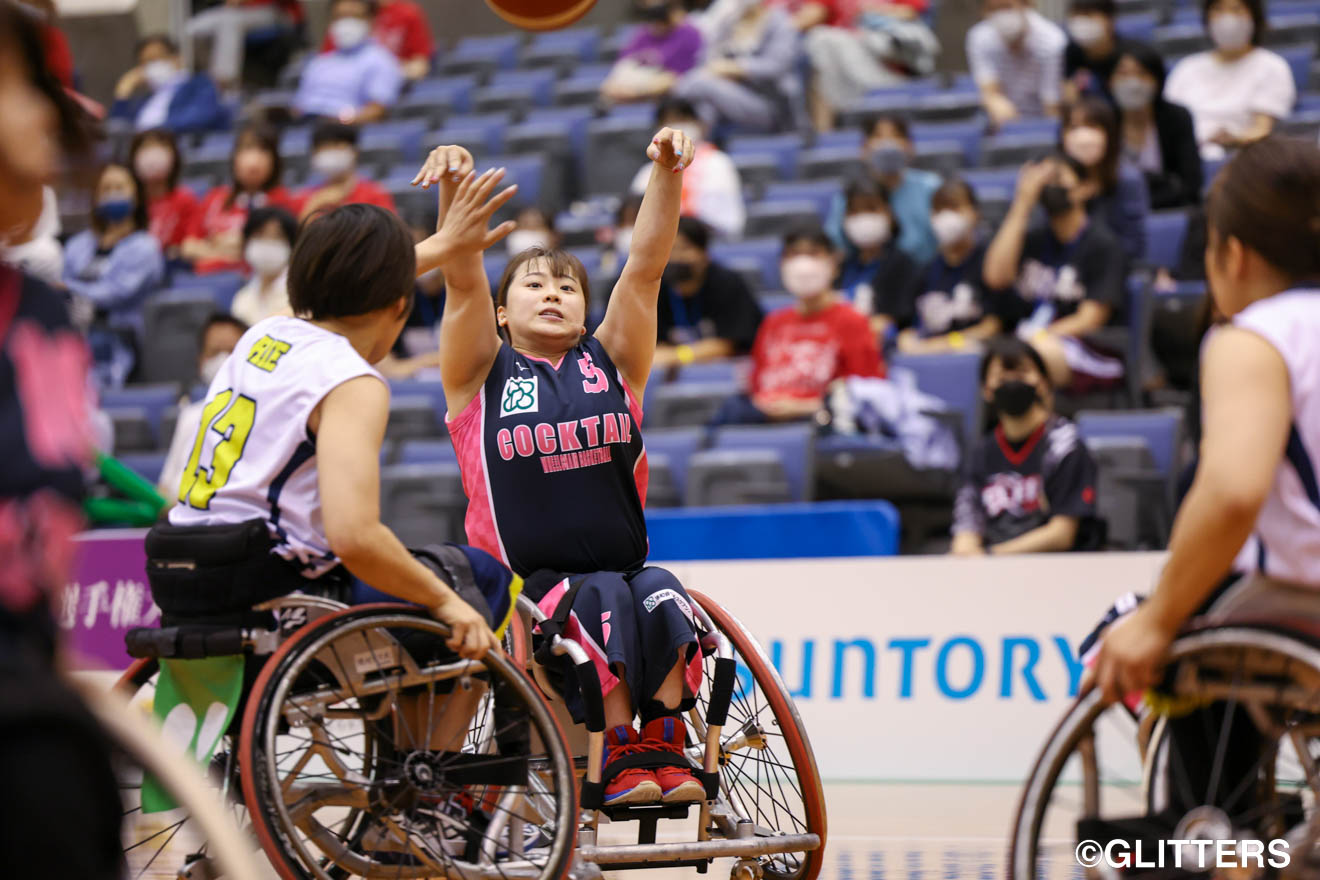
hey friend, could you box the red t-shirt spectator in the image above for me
[293,178,397,217]
[148,186,200,252]
[749,300,883,401]
[321,0,433,61]
[186,185,297,274]
[40,24,74,88]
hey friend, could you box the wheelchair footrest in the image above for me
[125,625,246,660]
[600,803,692,824]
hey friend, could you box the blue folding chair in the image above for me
[643,427,707,499]
[912,119,987,167]
[1143,210,1190,269]
[709,238,783,290]
[712,423,817,502]
[727,134,806,180]
[396,439,458,465]
[887,352,983,442]
[427,113,512,158]
[760,179,842,222]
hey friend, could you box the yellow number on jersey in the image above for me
[178,390,258,510]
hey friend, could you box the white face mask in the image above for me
[199,351,229,386]
[133,145,174,182]
[614,226,634,256]
[671,120,704,145]
[1111,76,1155,110]
[330,16,371,50]
[1063,125,1108,167]
[781,255,834,298]
[931,210,974,248]
[1208,12,1253,50]
[244,238,291,277]
[506,229,549,256]
[843,212,892,249]
[1066,15,1107,47]
[311,146,356,179]
[988,8,1027,41]
[143,59,180,90]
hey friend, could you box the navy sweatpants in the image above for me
[534,567,702,724]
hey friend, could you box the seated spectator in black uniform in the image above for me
[653,217,763,369]
[951,336,1100,555]
[837,178,921,341]
[897,179,1011,354]
[1062,0,1127,104]
[983,152,1128,392]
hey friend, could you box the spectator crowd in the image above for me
[11,0,1320,554]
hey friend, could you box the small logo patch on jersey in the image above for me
[500,376,539,418]
[642,588,692,619]
[246,335,293,372]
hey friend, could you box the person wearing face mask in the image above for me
[1163,0,1294,161]
[183,123,298,274]
[1108,43,1203,210]
[829,114,940,265]
[628,97,745,238]
[320,0,435,80]
[129,128,199,259]
[109,34,229,134]
[602,0,703,104]
[505,206,561,258]
[1059,95,1150,261]
[62,162,166,389]
[231,207,297,326]
[983,153,1128,392]
[653,217,762,369]
[714,226,883,424]
[296,122,397,221]
[155,313,251,499]
[295,0,404,125]
[966,0,1067,129]
[837,178,922,340]
[898,179,1014,354]
[950,336,1100,555]
[1061,0,1129,105]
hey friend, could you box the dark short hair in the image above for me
[655,95,701,125]
[617,194,645,226]
[932,177,980,211]
[288,204,417,319]
[979,336,1051,387]
[1207,136,1320,282]
[495,247,592,340]
[129,128,183,191]
[91,162,150,234]
[1069,0,1116,16]
[1203,0,1265,44]
[135,33,178,59]
[242,206,298,246]
[0,4,92,160]
[1112,40,1168,96]
[312,120,359,150]
[863,112,912,142]
[781,223,834,254]
[199,313,249,347]
[1061,95,1121,190]
[227,123,283,203]
[676,216,710,251]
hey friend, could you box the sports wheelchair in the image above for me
[1008,619,1320,879]
[117,589,825,880]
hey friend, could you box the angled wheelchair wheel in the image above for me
[239,603,578,880]
[101,662,261,880]
[689,590,828,880]
[1008,624,1320,880]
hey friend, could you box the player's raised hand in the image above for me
[412,144,475,188]
[646,126,695,174]
[436,167,520,256]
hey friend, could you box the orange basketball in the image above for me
[483,0,598,30]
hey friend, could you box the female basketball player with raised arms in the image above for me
[1089,136,1320,698]
[426,129,705,805]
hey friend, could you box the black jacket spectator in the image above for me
[1109,42,1203,210]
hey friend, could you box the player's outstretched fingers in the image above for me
[484,219,519,249]
[481,183,520,219]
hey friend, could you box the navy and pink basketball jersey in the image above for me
[448,336,648,577]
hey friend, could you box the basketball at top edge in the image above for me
[483,0,598,30]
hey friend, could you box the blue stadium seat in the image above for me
[485,252,509,283]
[523,105,597,155]
[396,439,457,465]
[745,200,822,237]
[712,423,816,502]
[396,76,477,121]
[758,292,794,314]
[649,381,740,428]
[798,145,863,181]
[674,359,746,385]
[866,77,942,97]
[684,449,793,506]
[912,91,983,123]
[387,394,443,441]
[482,154,547,207]
[1155,23,1210,56]
[997,117,1061,139]
[426,113,512,158]
[165,272,246,311]
[381,462,468,546]
[812,130,864,152]
[583,116,659,196]
[554,63,613,106]
[761,179,841,222]
[709,237,782,289]
[565,246,603,278]
[887,352,983,442]
[105,406,157,452]
[522,27,601,64]
[482,69,557,106]
[360,119,428,163]
[101,384,181,439]
[198,130,237,155]
[643,427,706,499]
[912,139,966,176]
[981,130,1057,167]
[1115,11,1158,40]
[1143,210,1190,269]
[181,176,215,198]
[278,127,312,156]
[1278,43,1317,91]
[912,119,986,166]
[731,153,780,194]
[117,451,167,484]
[960,167,1021,203]
[1076,408,1184,479]
[727,133,805,180]
[441,33,522,78]
[389,378,447,420]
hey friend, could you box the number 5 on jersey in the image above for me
[178,390,257,510]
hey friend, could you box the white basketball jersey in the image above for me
[169,316,384,577]
[1230,290,1320,586]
